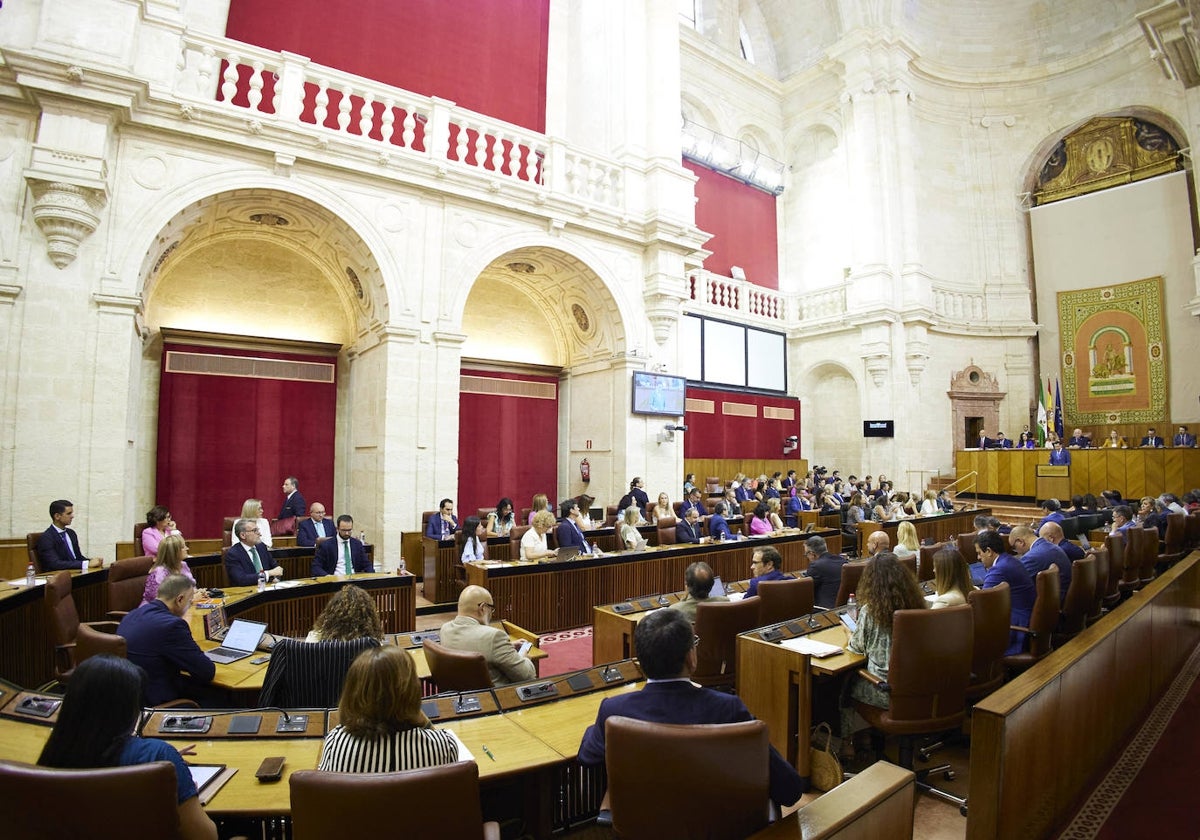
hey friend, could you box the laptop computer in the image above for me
[710,576,726,597]
[557,545,582,561]
[205,619,268,664]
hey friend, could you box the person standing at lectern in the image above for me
[1049,440,1071,466]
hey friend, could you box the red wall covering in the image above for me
[225,0,550,133]
[683,159,779,290]
[157,344,337,539]
[458,370,559,525]
[683,387,799,460]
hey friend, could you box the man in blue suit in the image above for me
[674,506,703,544]
[278,476,307,519]
[1035,498,1066,530]
[1009,525,1071,604]
[225,519,282,586]
[554,500,589,553]
[977,530,1036,655]
[312,515,373,576]
[35,499,100,571]
[1174,426,1196,448]
[1049,440,1071,466]
[296,502,335,546]
[117,573,215,705]
[706,501,737,541]
[578,609,803,812]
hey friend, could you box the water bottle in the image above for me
[81,557,88,573]
[591,542,601,556]
[847,593,858,622]
[25,562,35,587]
[257,571,266,593]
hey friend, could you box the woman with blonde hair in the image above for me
[521,509,558,560]
[306,584,384,642]
[142,534,198,605]
[650,492,673,524]
[318,646,458,773]
[619,506,645,549]
[527,493,551,526]
[765,497,785,531]
[893,520,919,560]
[239,498,272,548]
[918,489,938,516]
[926,547,976,609]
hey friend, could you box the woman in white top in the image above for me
[918,489,938,516]
[650,492,673,524]
[484,497,515,538]
[618,506,644,549]
[319,646,458,773]
[520,510,558,561]
[925,547,976,609]
[239,498,272,548]
[460,516,486,562]
[893,520,920,561]
[765,497,785,531]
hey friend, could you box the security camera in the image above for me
[664,424,688,432]
[786,435,798,443]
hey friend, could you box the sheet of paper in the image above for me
[779,637,843,658]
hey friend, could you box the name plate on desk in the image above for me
[1037,465,1070,477]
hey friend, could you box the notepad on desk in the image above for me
[779,637,843,658]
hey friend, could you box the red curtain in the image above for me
[225,0,551,133]
[156,344,337,539]
[683,159,779,289]
[683,387,799,459]
[457,369,558,523]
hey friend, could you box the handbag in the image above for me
[809,722,844,792]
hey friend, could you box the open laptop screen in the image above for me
[221,619,267,652]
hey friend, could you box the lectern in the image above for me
[1036,465,1070,502]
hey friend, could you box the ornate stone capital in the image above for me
[643,273,688,346]
[26,179,107,268]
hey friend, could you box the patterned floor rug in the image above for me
[537,626,594,676]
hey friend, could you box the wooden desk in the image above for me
[956,447,1200,499]
[854,507,990,549]
[468,530,838,635]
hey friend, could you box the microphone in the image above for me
[138,705,293,737]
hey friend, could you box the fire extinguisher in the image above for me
[580,458,591,482]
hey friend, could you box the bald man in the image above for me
[1009,524,1071,604]
[864,530,890,557]
[439,585,535,686]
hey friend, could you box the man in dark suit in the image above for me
[425,498,458,540]
[225,518,282,586]
[35,499,99,571]
[578,609,803,814]
[707,501,737,541]
[1140,428,1164,448]
[1173,426,1196,448]
[675,506,703,544]
[554,500,589,552]
[975,431,991,449]
[278,476,307,519]
[993,432,1014,449]
[679,487,707,518]
[747,546,792,597]
[296,502,335,547]
[312,515,373,576]
[117,573,215,705]
[1067,428,1090,448]
[804,535,846,607]
[1049,440,1071,466]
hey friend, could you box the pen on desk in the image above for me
[481,744,496,761]
[178,744,197,756]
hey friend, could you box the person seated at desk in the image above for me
[682,473,697,495]
[1108,504,1135,543]
[937,489,954,513]
[237,498,273,548]
[1067,428,1091,448]
[36,499,101,571]
[143,534,198,605]
[141,505,181,557]
[556,500,590,553]
[862,530,890,559]
[1174,425,1197,448]
[319,646,458,773]
[734,476,756,504]
[976,530,1035,655]
[460,516,487,562]
[918,489,939,516]
[1101,430,1129,449]
[528,492,552,526]
[925,547,976,608]
[426,498,458,540]
[279,476,307,520]
[1036,498,1066,530]
[991,432,1014,449]
[765,497,785,531]
[440,585,536,686]
[893,521,919,561]
[1140,427,1165,448]
[707,501,738,542]
[838,552,928,765]
[38,656,218,840]
[680,487,707,518]
[117,574,215,706]
[1016,430,1036,449]
[1039,521,1086,563]
[649,492,673,525]
[578,609,802,812]
[485,497,516,537]
[617,506,645,550]
[747,546,792,597]
[669,561,727,622]
[306,584,384,643]
[746,502,773,536]
[522,510,560,560]
[226,518,282,586]
[575,494,598,530]
[804,535,846,608]
[312,515,372,576]
[974,431,992,449]
[1049,440,1071,466]
[297,502,335,546]
[1008,525,1071,603]
[675,506,704,544]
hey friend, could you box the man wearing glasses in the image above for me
[439,585,535,686]
[746,546,793,597]
[224,518,283,586]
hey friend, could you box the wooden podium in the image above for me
[1036,465,1070,502]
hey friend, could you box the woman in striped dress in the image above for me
[318,646,459,772]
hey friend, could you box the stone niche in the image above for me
[948,364,1005,451]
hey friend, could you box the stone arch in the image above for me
[798,359,864,472]
[735,123,781,163]
[681,92,726,137]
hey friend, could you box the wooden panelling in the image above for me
[956,449,1200,499]
[855,508,988,550]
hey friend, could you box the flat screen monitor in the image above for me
[863,420,894,438]
[631,372,686,417]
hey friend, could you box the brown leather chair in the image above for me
[420,511,437,540]
[704,476,723,495]
[672,501,684,518]
[1002,569,1060,673]
[133,522,149,550]
[917,543,941,583]
[692,597,762,690]
[107,555,156,617]
[833,560,868,607]
[290,761,500,840]
[1158,512,1187,567]
[0,759,181,839]
[25,532,41,573]
[423,638,494,692]
[955,532,977,564]
[1053,555,1096,646]
[965,582,1010,702]
[605,505,619,527]
[852,605,972,803]
[896,554,918,580]
[655,516,677,546]
[1112,531,1139,597]
[756,577,814,626]
[44,571,125,682]
[221,516,236,548]
[1085,547,1109,624]
[1131,525,1159,589]
[1102,534,1127,606]
[605,716,770,840]
[1184,512,1200,551]
[509,525,531,560]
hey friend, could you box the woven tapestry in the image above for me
[1058,277,1167,424]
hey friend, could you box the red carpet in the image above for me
[538,627,593,677]
[1058,644,1200,838]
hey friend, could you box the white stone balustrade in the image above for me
[933,287,987,322]
[687,270,789,324]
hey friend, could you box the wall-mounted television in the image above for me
[863,420,895,438]
[632,372,687,417]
